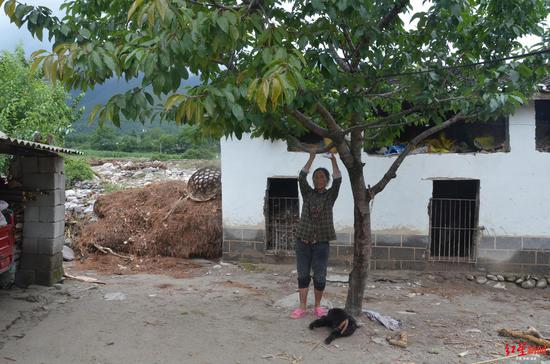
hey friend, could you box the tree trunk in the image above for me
[345,169,372,316]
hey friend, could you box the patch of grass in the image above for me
[102,182,128,193]
[64,156,94,187]
[78,149,220,161]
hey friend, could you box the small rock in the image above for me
[62,246,75,261]
[465,329,481,334]
[536,279,547,289]
[212,265,222,270]
[465,274,474,281]
[428,348,440,354]
[492,282,506,289]
[476,276,488,284]
[225,273,232,276]
[515,277,525,284]
[326,274,349,283]
[521,279,536,289]
[104,292,127,301]
[372,337,386,345]
[53,284,63,290]
[505,275,517,282]
[496,275,505,282]
[486,274,498,281]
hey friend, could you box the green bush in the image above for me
[64,156,94,187]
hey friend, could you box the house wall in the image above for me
[221,102,550,272]
[15,155,66,286]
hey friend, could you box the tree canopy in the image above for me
[0,46,82,142]
[2,0,548,143]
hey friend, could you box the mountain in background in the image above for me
[69,75,201,136]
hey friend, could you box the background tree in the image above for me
[0,46,82,143]
[3,0,548,314]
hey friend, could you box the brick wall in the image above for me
[16,156,65,286]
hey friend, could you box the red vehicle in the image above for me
[0,212,15,274]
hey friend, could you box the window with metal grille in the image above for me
[264,178,300,255]
[429,179,480,262]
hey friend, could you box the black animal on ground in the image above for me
[309,308,358,344]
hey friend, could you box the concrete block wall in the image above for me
[222,227,550,274]
[16,156,65,287]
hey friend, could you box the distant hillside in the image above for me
[70,75,201,135]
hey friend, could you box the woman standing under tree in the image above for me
[290,151,342,319]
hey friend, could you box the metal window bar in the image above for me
[266,197,300,255]
[429,198,478,263]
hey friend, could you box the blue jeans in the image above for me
[295,239,330,291]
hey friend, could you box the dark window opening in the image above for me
[264,178,299,254]
[535,100,550,152]
[429,179,479,262]
[287,131,324,152]
[367,117,509,156]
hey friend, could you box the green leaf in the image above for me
[216,15,229,33]
[232,104,244,121]
[261,48,272,65]
[144,92,155,105]
[165,94,185,110]
[256,78,270,112]
[204,95,215,116]
[489,98,498,112]
[88,104,103,124]
[79,28,91,39]
[5,0,16,18]
[271,76,282,109]
[223,88,235,103]
[128,0,144,20]
[510,95,524,105]
[509,70,519,84]
[247,79,259,100]
[155,0,167,21]
[225,11,237,25]
[517,64,532,78]
[103,54,117,72]
[91,51,103,68]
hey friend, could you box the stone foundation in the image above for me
[222,228,550,274]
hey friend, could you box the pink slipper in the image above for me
[313,306,327,317]
[290,308,307,319]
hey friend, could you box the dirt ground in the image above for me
[1,259,549,364]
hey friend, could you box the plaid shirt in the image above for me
[296,170,342,242]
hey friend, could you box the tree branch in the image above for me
[342,104,424,135]
[186,0,239,11]
[285,106,330,137]
[342,96,473,135]
[351,0,410,69]
[315,103,343,134]
[367,113,472,198]
[328,46,351,72]
[287,136,334,153]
